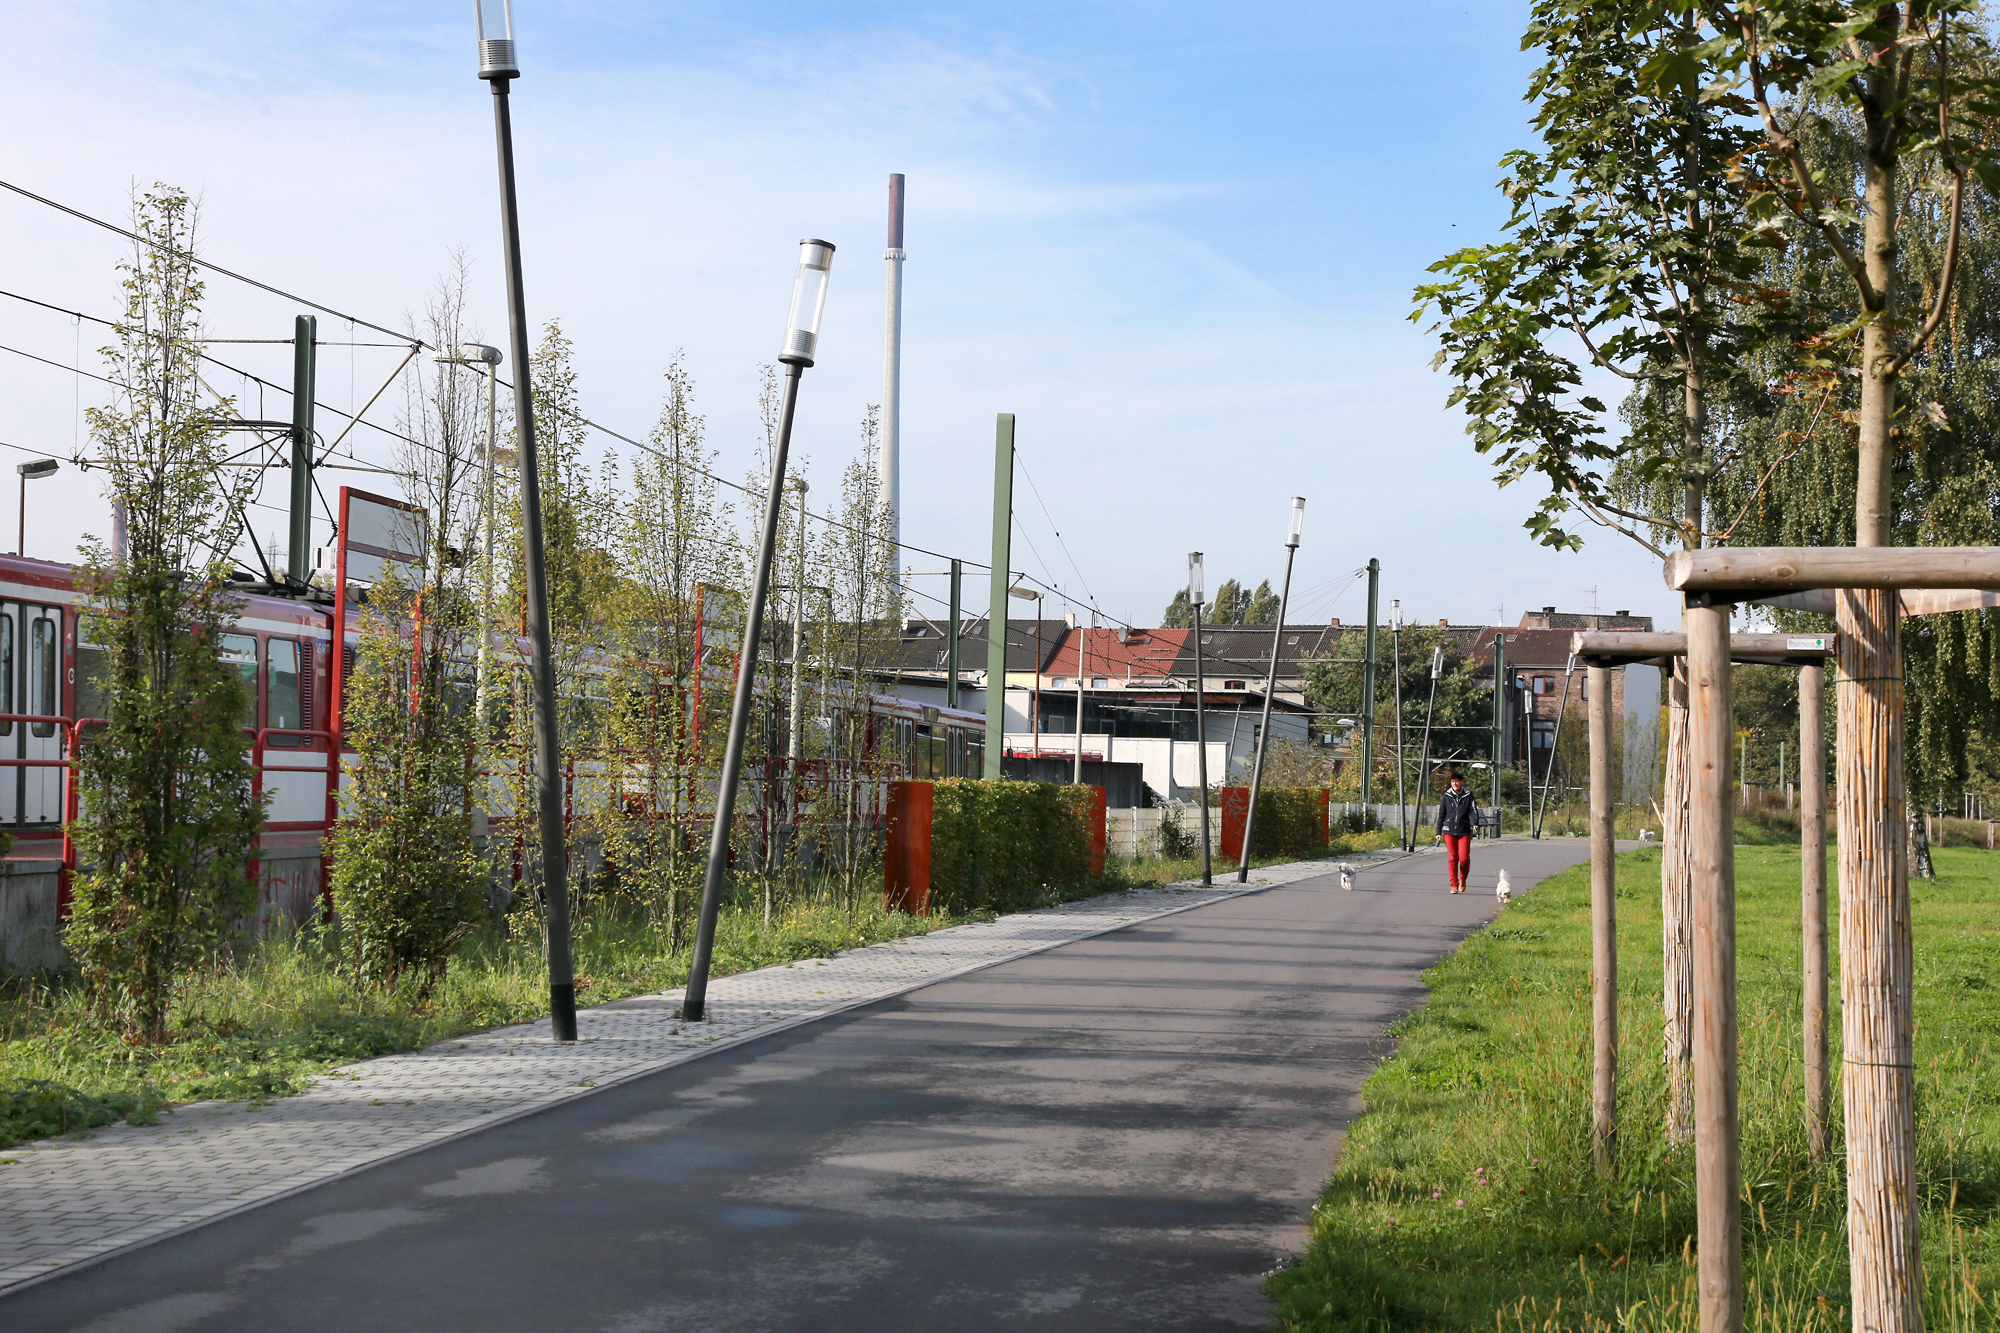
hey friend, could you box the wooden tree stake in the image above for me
[1837,587,1921,1329]
[1687,602,1741,1333]
[1799,661,1829,1163]
[1588,663,1616,1174]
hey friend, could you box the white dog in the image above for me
[1338,864,1355,892]
[1495,869,1512,907]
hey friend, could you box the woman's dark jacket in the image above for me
[1436,787,1480,837]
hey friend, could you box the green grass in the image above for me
[0,895,995,1152]
[1265,844,2000,1332]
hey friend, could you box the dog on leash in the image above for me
[1495,869,1512,907]
[1338,864,1355,892]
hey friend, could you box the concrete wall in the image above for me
[0,860,63,972]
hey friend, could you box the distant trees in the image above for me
[1161,577,1277,627]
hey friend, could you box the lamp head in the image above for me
[1006,580,1040,602]
[787,476,809,495]
[780,239,836,366]
[17,459,57,481]
[474,0,519,79]
[1286,495,1305,549]
[436,342,502,367]
[1187,551,1204,606]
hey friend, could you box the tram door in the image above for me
[0,601,65,826]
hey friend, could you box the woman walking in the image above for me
[1435,770,1478,893]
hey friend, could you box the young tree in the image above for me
[1416,0,1770,1140]
[326,265,489,995]
[596,354,738,945]
[1686,8,2000,1318]
[66,187,264,1044]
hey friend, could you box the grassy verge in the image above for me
[1266,844,2000,1331]
[0,894,1008,1152]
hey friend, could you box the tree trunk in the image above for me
[1661,302,1707,1146]
[1841,46,1922,1330]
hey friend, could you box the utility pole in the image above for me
[288,314,316,587]
[947,558,961,711]
[879,174,905,591]
[1074,613,1086,784]
[983,414,1014,778]
[1190,552,1212,885]
[1415,644,1442,847]
[1360,558,1380,812]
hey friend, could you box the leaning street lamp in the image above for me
[1237,497,1304,883]
[16,459,57,558]
[1188,551,1212,885]
[472,0,577,1042]
[682,238,836,1023]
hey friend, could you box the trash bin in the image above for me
[1476,807,1503,839]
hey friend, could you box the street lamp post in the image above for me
[16,460,57,557]
[1007,582,1042,756]
[1237,498,1304,883]
[473,0,576,1042]
[434,343,503,730]
[1415,643,1443,847]
[1189,552,1212,885]
[682,238,835,1023]
[1392,599,1407,848]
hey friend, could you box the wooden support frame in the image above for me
[1574,629,1835,1175]
[1667,545,2000,597]
[1686,603,1741,1333]
[1587,663,1615,1174]
[1800,661,1829,1160]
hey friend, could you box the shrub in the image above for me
[1245,786,1328,858]
[928,779,1094,915]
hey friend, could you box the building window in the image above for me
[1532,721,1556,749]
[1224,679,1246,690]
[1051,678,1067,690]
[1091,677,1107,688]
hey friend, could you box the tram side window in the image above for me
[267,639,303,747]
[0,615,13,736]
[75,640,108,724]
[29,617,55,737]
[220,634,259,730]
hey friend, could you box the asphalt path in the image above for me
[8,839,1594,1333]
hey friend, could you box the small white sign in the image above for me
[1786,636,1829,651]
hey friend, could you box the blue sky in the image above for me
[0,1,1680,630]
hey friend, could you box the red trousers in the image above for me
[1441,834,1472,888]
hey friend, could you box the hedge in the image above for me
[928,778,1095,915]
[1243,786,1329,858]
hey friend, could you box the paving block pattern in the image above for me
[0,854,1385,1294]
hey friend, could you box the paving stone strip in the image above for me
[0,851,1406,1295]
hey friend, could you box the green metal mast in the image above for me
[288,314,316,587]
[947,558,962,710]
[983,414,1014,778]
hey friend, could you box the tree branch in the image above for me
[1888,12,1966,372]
[1707,2,1877,302]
